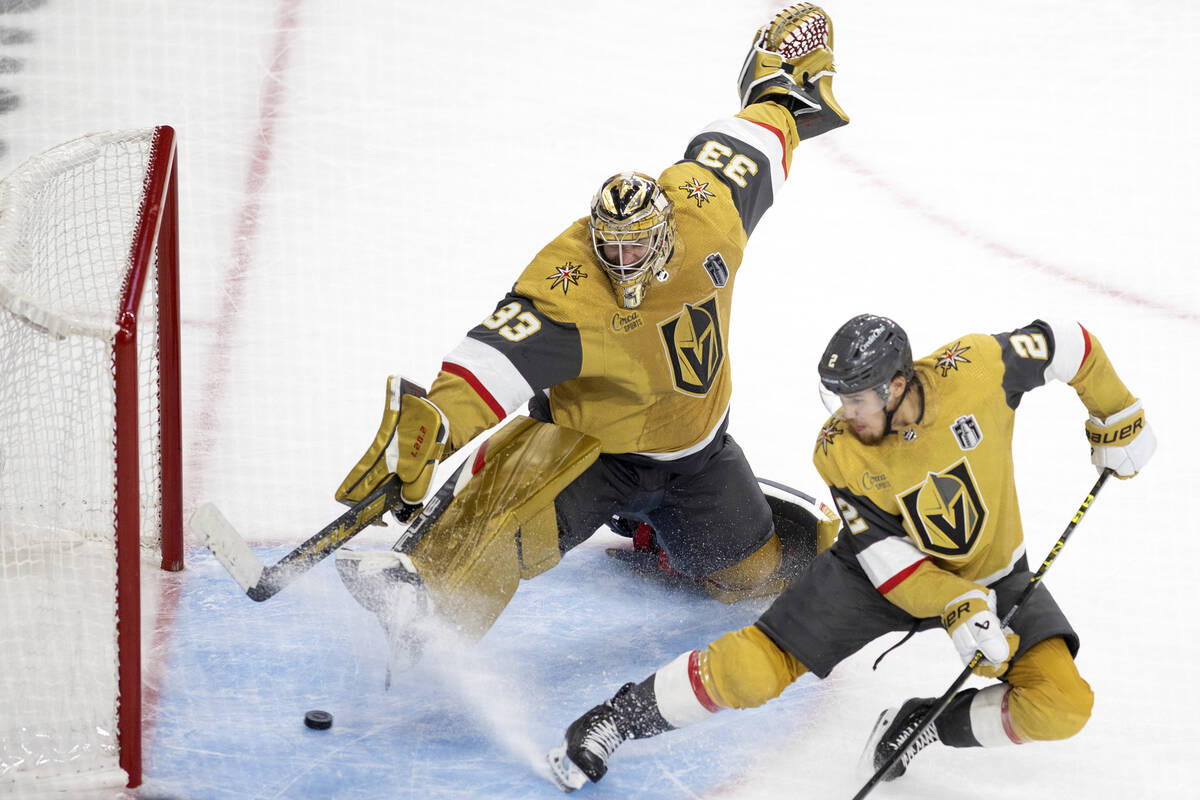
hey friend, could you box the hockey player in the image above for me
[332,4,848,670]
[547,313,1156,791]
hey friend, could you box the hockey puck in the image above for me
[304,710,333,730]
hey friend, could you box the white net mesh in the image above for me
[0,128,164,791]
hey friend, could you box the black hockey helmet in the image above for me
[818,314,914,399]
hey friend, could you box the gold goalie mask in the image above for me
[588,171,676,309]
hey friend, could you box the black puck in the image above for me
[304,710,333,730]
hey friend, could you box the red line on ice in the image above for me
[186,0,305,508]
[820,139,1199,325]
[148,0,303,777]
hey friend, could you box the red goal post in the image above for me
[0,125,183,791]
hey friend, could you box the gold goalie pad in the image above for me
[407,416,600,639]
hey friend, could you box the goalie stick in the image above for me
[193,458,469,602]
[851,468,1114,800]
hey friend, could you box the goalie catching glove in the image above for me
[738,2,848,140]
[942,588,1019,679]
[336,376,449,508]
[1086,398,1155,479]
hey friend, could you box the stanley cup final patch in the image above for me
[951,414,983,450]
[702,252,729,288]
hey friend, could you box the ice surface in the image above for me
[2,0,1196,797]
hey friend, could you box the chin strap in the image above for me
[883,377,923,436]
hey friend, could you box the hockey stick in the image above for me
[851,468,1114,800]
[192,474,415,601]
[193,450,475,602]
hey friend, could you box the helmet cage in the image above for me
[589,172,676,309]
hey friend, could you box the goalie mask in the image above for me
[589,172,675,309]
[817,314,915,421]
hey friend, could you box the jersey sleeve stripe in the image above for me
[877,556,930,595]
[441,361,507,420]
[698,116,787,196]
[856,536,931,592]
[441,335,533,418]
[747,119,789,178]
[1043,319,1088,383]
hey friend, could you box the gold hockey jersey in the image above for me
[427,102,801,456]
[813,320,1135,618]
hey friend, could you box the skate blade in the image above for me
[546,742,587,793]
[856,706,896,780]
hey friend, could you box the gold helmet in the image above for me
[588,171,675,309]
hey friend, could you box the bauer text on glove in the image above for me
[942,589,1019,678]
[1086,398,1155,479]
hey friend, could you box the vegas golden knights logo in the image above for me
[658,293,725,396]
[898,458,989,557]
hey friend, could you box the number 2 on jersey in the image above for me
[1009,332,1048,359]
[836,497,869,534]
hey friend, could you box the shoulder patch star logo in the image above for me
[547,261,588,295]
[817,420,843,455]
[679,177,715,208]
[935,341,972,377]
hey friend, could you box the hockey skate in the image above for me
[546,687,632,792]
[335,549,429,685]
[858,696,939,781]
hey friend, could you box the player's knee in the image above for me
[704,625,807,710]
[1007,638,1094,741]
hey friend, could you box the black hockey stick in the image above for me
[192,474,416,601]
[193,453,473,601]
[851,468,1114,800]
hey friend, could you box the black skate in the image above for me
[858,696,939,781]
[546,686,633,792]
[335,549,429,686]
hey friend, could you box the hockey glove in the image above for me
[1086,398,1156,479]
[737,3,848,140]
[942,589,1019,679]
[336,376,449,508]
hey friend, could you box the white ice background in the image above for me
[1,0,1197,797]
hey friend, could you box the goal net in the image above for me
[0,126,183,792]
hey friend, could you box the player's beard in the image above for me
[847,417,887,446]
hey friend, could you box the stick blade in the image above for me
[191,502,265,593]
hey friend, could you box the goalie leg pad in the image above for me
[408,417,600,639]
[701,535,783,603]
[687,479,838,603]
[517,502,561,580]
[761,478,840,571]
